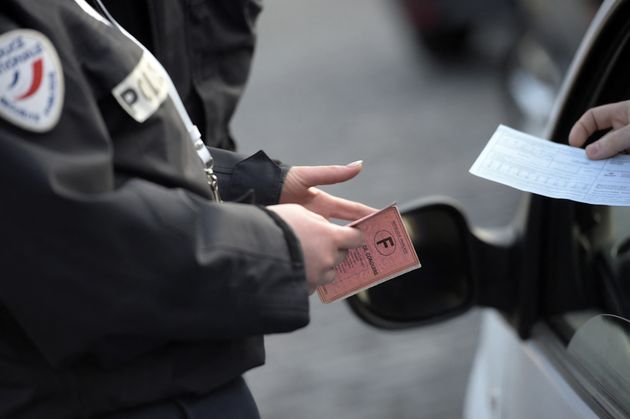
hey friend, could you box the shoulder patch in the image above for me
[0,30,64,132]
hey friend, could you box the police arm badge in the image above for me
[0,29,64,132]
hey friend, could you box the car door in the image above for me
[347,0,630,417]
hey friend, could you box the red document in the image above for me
[317,205,421,304]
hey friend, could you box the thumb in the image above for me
[293,160,364,187]
[335,225,366,249]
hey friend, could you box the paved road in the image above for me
[233,0,521,418]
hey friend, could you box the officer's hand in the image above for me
[267,204,365,294]
[280,161,376,221]
[569,100,630,159]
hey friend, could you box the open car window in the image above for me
[567,314,630,413]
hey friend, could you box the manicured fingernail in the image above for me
[586,143,599,159]
[347,160,363,167]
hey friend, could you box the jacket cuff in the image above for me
[212,149,286,205]
[259,206,305,274]
[257,205,310,330]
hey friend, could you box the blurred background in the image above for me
[233,0,599,417]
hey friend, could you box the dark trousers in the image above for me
[102,377,260,419]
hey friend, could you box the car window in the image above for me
[567,314,630,413]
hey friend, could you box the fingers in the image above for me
[324,195,377,221]
[290,161,363,188]
[334,249,349,267]
[569,103,616,147]
[334,225,365,250]
[268,203,365,294]
[308,226,364,294]
[314,247,351,293]
[322,267,337,285]
[569,101,630,148]
[569,101,630,160]
[301,188,376,221]
[310,267,337,294]
[585,124,630,160]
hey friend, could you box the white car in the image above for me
[348,1,630,417]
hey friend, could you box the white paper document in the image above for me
[470,125,630,206]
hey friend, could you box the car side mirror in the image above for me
[347,198,475,328]
[347,196,520,329]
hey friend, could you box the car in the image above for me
[347,0,630,417]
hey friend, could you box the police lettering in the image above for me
[112,53,169,123]
[120,88,138,107]
[0,96,39,122]
[0,36,25,60]
[0,43,43,75]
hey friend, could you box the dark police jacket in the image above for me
[100,0,262,150]
[0,1,309,418]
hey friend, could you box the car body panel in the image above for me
[464,311,599,419]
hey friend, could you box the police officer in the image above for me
[0,1,373,418]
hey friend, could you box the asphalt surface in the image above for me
[233,0,522,418]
